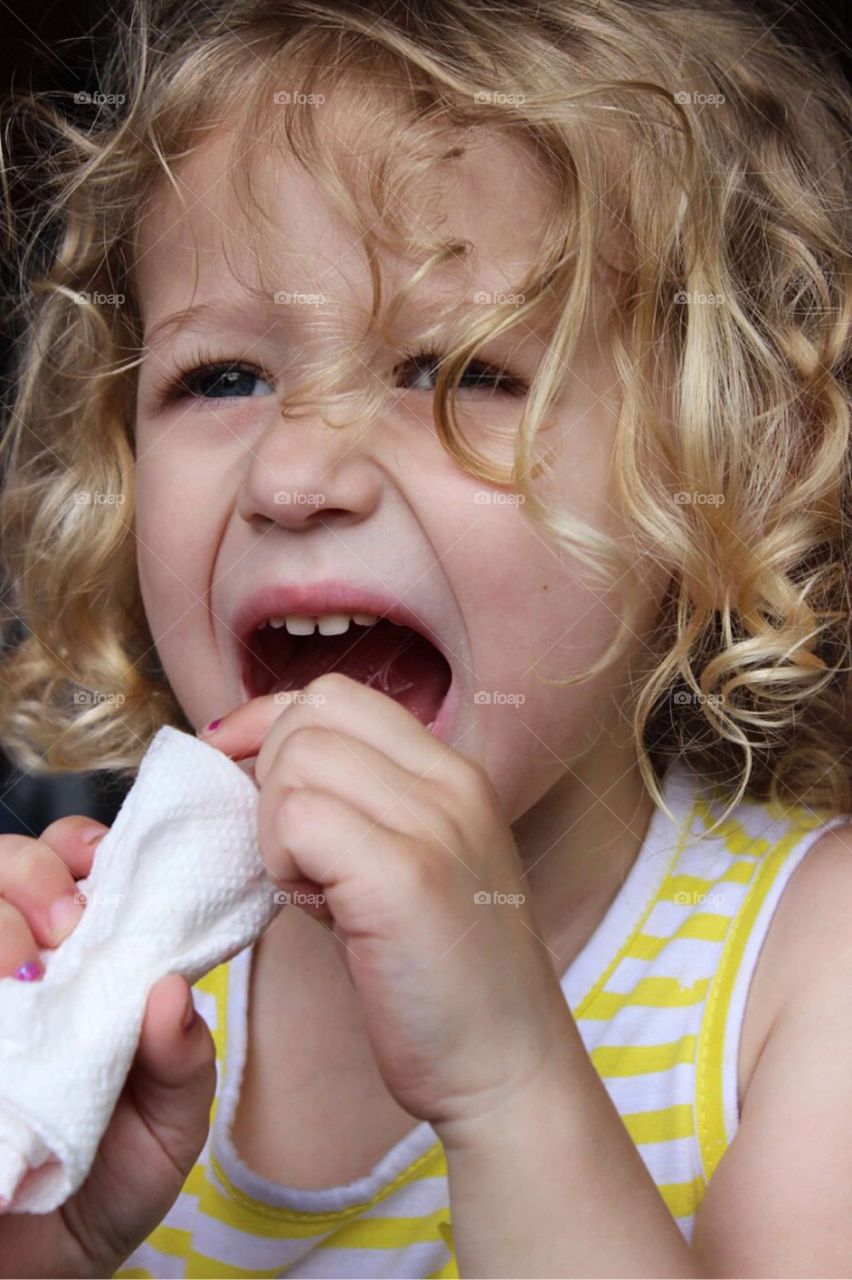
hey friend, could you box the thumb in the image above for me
[57,975,216,1275]
[128,973,217,1177]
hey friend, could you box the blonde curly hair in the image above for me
[1,0,850,833]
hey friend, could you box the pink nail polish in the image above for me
[200,719,221,735]
[12,959,45,982]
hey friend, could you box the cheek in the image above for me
[134,431,223,583]
[133,446,226,719]
[466,517,668,819]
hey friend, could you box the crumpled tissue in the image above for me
[0,725,280,1213]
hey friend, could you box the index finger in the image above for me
[198,673,450,776]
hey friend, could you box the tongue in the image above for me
[271,622,451,726]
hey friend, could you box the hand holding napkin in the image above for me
[0,725,280,1214]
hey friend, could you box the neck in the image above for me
[512,742,660,978]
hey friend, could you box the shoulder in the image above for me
[737,819,852,1102]
[693,820,852,1275]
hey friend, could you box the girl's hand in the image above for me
[0,817,216,1278]
[200,672,573,1140]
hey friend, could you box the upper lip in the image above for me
[231,579,454,697]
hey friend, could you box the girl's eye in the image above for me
[395,348,527,396]
[150,346,526,410]
[173,362,275,401]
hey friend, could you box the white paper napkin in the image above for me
[0,725,281,1214]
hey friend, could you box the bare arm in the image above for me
[439,1009,700,1278]
[441,823,852,1278]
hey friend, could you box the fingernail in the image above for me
[81,825,108,846]
[48,893,85,944]
[12,958,45,982]
[198,719,222,736]
[182,989,197,1032]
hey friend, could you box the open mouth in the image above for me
[241,614,453,728]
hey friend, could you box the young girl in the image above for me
[1,0,850,1274]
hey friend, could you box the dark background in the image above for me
[0,0,850,836]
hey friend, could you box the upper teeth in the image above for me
[262,612,379,636]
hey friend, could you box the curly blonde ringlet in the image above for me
[0,0,850,835]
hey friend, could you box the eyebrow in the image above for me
[142,280,544,352]
[142,297,283,348]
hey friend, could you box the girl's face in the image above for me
[133,116,669,826]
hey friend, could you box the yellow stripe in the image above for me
[624,911,729,962]
[581,975,710,1019]
[677,912,731,943]
[623,932,669,962]
[140,1224,193,1259]
[694,798,773,857]
[590,1034,696,1077]
[694,824,811,1182]
[621,1103,694,1144]
[659,1175,704,1218]
[319,1207,453,1250]
[178,1213,454,1273]
[182,1160,209,1198]
[660,859,756,902]
[429,1259,460,1280]
[185,1250,282,1278]
[429,1228,460,1280]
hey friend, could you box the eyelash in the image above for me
[149,345,528,408]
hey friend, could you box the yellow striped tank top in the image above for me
[114,761,850,1278]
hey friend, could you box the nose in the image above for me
[236,410,382,531]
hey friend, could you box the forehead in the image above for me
[132,107,558,331]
